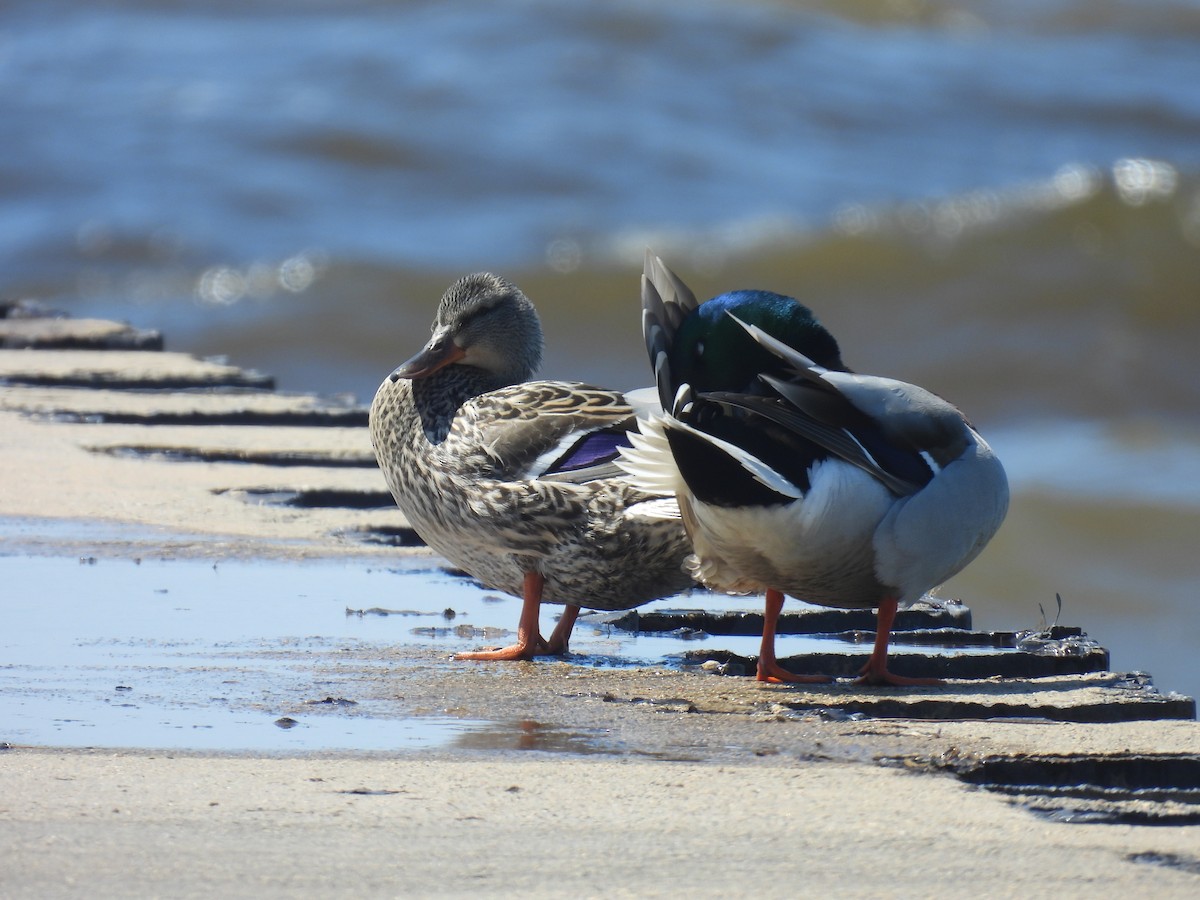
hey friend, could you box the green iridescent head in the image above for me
[670,290,845,393]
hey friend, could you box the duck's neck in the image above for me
[409,365,509,444]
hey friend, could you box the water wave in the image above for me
[36,160,1198,432]
[793,0,1200,37]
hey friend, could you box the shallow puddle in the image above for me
[0,554,1012,753]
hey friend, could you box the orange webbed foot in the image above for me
[454,640,545,662]
[850,595,941,686]
[456,572,552,662]
[852,659,940,687]
[756,660,832,684]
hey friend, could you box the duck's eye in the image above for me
[695,340,705,358]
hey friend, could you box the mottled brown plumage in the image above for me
[369,273,693,660]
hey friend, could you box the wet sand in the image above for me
[3,332,1200,896]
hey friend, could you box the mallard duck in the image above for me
[369,272,693,661]
[619,253,1009,685]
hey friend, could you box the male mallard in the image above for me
[369,272,693,661]
[619,254,1009,685]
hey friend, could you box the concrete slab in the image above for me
[0,409,408,558]
[0,384,367,426]
[0,348,273,390]
[0,316,163,350]
[684,645,1114,683]
[81,425,378,467]
[594,599,974,632]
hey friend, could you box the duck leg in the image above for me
[757,589,832,684]
[456,571,547,661]
[541,604,581,655]
[854,596,939,686]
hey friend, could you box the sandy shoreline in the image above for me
[4,636,1200,896]
[5,743,1200,898]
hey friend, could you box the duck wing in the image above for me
[699,389,924,498]
[726,313,978,494]
[620,407,804,504]
[452,381,643,485]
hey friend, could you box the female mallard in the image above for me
[369,272,693,661]
[620,254,1009,685]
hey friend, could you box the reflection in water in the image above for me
[452,719,620,755]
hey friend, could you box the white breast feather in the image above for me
[687,459,894,597]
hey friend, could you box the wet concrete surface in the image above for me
[942,752,1200,826]
[2,553,1193,759]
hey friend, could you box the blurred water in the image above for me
[6,2,1200,298]
[2,1,1198,704]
